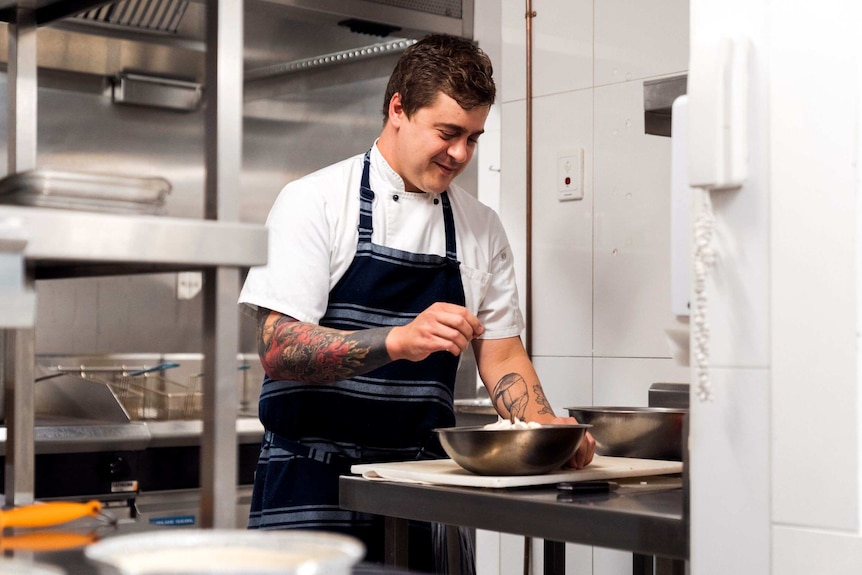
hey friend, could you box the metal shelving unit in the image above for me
[1,0,264,529]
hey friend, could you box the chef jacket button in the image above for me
[393,194,399,201]
[433,198,439,205]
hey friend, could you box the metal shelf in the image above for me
[0,0,116,26]
[3,0,254,529]
[0,205,267,278]
[0,421,151,454]
[0,417,265,453]
[644,74,687,137]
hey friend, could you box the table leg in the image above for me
[446,525,473,575]
[385,516,410,568]
[543,540,565,575]
[633,555,686,575]
[655,557,686,575]
[633,554,653,575]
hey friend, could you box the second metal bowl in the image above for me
[435,424,591,476]
[566,406,686,461]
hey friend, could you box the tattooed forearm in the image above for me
[490,372,556,420]
[531,384,555,416]
[256,308,393,384]
[491,372,529,420]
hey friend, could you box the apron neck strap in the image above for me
[358,149,458,262]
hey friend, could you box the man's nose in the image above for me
[448,138,470,164]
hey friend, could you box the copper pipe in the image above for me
[525,2,536,358]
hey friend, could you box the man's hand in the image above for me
[387,302,485,362]
[550,415,596,470]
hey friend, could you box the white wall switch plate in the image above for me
[557,150,584,201]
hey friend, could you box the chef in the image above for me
[238,33,595,568]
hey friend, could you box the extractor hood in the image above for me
[253,0,473,40]
[0,0,474,99]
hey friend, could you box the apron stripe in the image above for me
[325,302,417,319]
[260,378,453,401]
[322,309,417,328]
[355,248,455,268]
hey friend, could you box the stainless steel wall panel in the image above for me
[0,1,479,396]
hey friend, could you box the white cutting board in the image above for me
[350,455,682,488]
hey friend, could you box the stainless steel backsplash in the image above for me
[0,62,478,396]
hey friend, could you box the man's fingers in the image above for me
[423,303,483,347]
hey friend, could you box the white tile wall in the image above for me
[501,0,594,103]
[495,1,691,574]
[530,88,593,358]
[499,99,528,331]
[773,526,862,575]
[500,533,525,575]
[592,548,631,575]
[36,275,205,353]
[500,1,527,104]
[770,0,860,530]
[592,80,677,359]
[501,3,689,363]
[565,543,594,575]
[475,529,501,575]
[689,367,770,574]
[594,0,689,87]
[493,0,862,572]
[532,356,592,415]
[531,0,593,98]
[473,0,502,79]
[477,105,502,214]
[593,357,689,406]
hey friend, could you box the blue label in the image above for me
[149,515,196,526]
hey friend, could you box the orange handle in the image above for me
[0,530,98,551]
[0,500,102,529]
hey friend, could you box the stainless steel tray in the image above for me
[0,169,171,214]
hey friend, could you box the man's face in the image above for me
[388,92,489,194]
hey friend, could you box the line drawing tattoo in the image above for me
[492,372,529,420]
[531,383,554,416]
[257,308,393,384]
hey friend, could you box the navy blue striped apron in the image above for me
[249,150,466,566]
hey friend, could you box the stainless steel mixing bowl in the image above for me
[566,406,686,461]
[435,424,591,476]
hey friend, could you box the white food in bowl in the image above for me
[483,417,543,430]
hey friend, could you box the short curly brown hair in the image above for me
[382,34,496,121]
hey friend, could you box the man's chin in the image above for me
[424,177,455,194]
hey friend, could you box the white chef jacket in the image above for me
[239,143,524,340]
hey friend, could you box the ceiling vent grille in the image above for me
[75,0,189,34]
[365,0,461,19]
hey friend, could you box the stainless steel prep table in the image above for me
[339,473,687,575]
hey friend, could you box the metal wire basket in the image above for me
[36,360,250,422]
[110,372,202,421]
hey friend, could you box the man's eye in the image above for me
[439,131,456,140]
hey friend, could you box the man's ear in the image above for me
[388,92,405,126]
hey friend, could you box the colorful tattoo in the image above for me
[256,308,393,384]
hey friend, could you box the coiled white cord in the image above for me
[693,188,717,402]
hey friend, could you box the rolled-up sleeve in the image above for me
[475,218,524,340]
[239,178,334,324]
